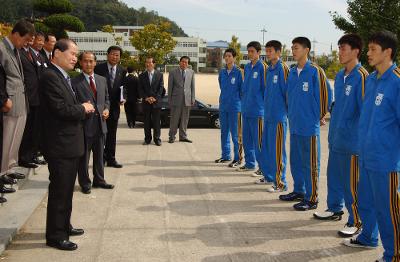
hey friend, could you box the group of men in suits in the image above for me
[137,55,196,146]
[0,19,36,203]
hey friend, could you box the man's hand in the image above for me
[82,101,95,114]
[102,109,109,120]
[320,118,327,126]
[1,99,12,112]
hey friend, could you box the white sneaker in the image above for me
[313,210,344,221]
[236,166,256,172]
[254,178,273,185]
[342,238,377,249]
[266,186,287,193]
[251,169,263,177]
[338,223,361,237]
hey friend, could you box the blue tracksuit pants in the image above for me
[290,134,320,203]
[326,151,361,227]
[356,168,400,261]
[259,121,287,189]
[242,116,263,169]
[219,111,243,162]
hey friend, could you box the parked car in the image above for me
[136,96,220,128]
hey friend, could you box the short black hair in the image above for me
[224,48,237,57]
[35,31,45,38]
[11,19,35,37]
[368,30,398,60]
[247,41,262,52]
[45,33,56,42]
[107,45,123,55]
[78,51,97,61]
[52,39,76,57]
[180,56,190,63]
[127,66,134,73]
[265,40,282,52]
[292,37,311,50]
[338,33,363,59]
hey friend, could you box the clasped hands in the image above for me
[145,96,157,104]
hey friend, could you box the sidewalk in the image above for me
[0,121,383,262]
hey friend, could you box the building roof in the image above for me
[206,40,229,48]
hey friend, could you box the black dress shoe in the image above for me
[46,239,77,251]
[1,175,17,185]
[155,140,162,146]
[179,138,192,143]
[33,158,47,165]
[143,141,150,145]
[168,138,175,143]
[8,173,26,180]
[19,162,39,168]
[0,186,16,194]
[92,183,114,189]
[81,186,91,194]
[106,161,123,168]
[69,228,84,236]
[0,196,6,203]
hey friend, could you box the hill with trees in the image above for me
[0,0,187,36]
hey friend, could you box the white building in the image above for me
[68,26,207,72]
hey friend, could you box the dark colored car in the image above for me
[136,96,220,128]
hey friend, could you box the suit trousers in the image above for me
[169,104,190,140]
[46,156,79,241]
[1,115,26,173]
[78,133,106,187]
[19,106,40,163]
[124,102,137,126]
[143,103,161,143]
[104,118,118,162]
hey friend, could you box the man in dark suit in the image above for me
[40,39,95,251]
[94,46,126,168]
[0,63,16,203]
[124,66,139,128]
[18,34,41,168]
[40,33,56,66]
[138,57,164,146]
[73,51,114,194]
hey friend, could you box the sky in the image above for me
[124,0,349,55]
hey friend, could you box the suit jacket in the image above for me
[168,67,195,107]
[0,64,8,108]
[0,38,28,117]
[39,48,52,67]
[40,64,86,159]
[19,48,40,106]
[138,70,164,108]
[125,73,139,103]
[94,62,127,120]
[72,73,110,137]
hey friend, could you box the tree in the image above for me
[281,44,290,61]
[101,24,122,46]
[325,51,343,79]
[130,22,177,71]
[228,35,243,66]
[0,23,12,39]
[331,0,400,65]
[33,0,84,39]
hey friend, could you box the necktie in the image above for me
[48,52,52,61]
[149,71,153,84]
[182,70,185,84]
[89,76,97,98]
[25,49,33,62]
[66,76,75,96]
[13,48,23,74]
[109,67,115,87]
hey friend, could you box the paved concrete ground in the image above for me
[1,120,384,262]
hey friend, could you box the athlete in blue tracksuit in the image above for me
[313,34,368,238]
[216,48,243,167]
[344,31,400,262]
[279,37,332,211]
[258,40,290,191]
[239,41,268,171]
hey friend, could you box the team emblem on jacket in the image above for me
[231,77,236,84]
[273,75,278,84]
[345,85,352,96]
[302,82,309,91]
[253,72,258,79]
[375,93,384,106]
